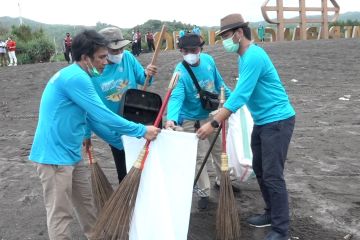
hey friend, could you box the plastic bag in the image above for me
[226,106,255,182]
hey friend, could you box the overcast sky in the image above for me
[1,0,359,28]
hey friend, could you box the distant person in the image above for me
[258,24,265,42]
[165,33,239,210]
[83,26,158,183]
[146,31,155,52]
[136,29,142,55]
[6,36,17,66]
[63,32,72,64]
[0,39,7,67]
[196,13,295,240]
[28,29,160,240]
[131,30,139,56]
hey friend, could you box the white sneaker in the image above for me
[13,63,17,66]
[8,63,13,66]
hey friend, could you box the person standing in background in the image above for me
[146,31,155,52]
[136,29,142,56]
[0,39,7,67]
[6,36,17,66]
[64,32,73,64]
[258,24,265,42]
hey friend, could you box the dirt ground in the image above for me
[0,38,359,240]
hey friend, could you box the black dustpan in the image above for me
[118,89,162,127]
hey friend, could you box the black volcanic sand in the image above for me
[0,38,359,240]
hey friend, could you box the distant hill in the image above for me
[0,11,359,49]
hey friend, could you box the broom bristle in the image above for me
[90,162,114,211]
[216,171,241,240]
[91,167,142,240]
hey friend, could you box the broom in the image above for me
[216,86,241,240]
[91,72,179,240]
[85,148,114,211]
[142,24,167,91]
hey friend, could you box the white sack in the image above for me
[122,130,198,240]
[226,106,255,182]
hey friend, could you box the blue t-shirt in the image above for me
[91,50,151,113]
[167,53,231,124]
[29,63,146,165]
[224,44,295,125]
[85,50,152,150]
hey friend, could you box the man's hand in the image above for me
[83,138,92,152]
[145,64,158,77]
[164,120,176,130]
[144,126,161,141]
[196,122,214,140]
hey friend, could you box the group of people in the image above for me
[131,29,156,56]
[29,12,295,240]
[0,36,17,67]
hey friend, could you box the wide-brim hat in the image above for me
[99,27,131,50]
[178,33,205,49]
[217,13,249,36]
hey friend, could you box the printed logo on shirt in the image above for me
[101,79,129,102]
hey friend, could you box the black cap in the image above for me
[178,33,204,49]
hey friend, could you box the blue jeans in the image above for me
[251,116,295,236]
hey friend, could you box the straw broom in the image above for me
[91,73,179,240]
[86,148,114,211]
[216,86,241,240]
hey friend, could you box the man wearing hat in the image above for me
[84,26,158,184]
[165,32,236,210]
[197,13,295,240]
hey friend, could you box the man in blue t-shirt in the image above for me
[197,14,295,240]
[29,30,160,240]
[165,33,237,210]
[83,26,157,184]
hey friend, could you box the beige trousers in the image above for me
[182,118,223,197]
[35,159,97,240]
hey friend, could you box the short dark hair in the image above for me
[240,26,251,40]
[71,30,109,61]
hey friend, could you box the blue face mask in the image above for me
[222,34,240,53]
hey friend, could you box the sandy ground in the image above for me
[0,38,359,240]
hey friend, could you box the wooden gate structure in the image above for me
[261,0,340,41]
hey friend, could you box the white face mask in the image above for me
[107,53,123,64]
[183,53,200,65]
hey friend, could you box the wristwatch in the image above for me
[210,119,220,128]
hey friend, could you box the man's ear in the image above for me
[81,54,90,62]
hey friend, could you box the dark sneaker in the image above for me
[214,182,241,193]
[264,230,289,240]
[198,196,209,209]
[247,214,271,227]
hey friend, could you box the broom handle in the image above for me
[221,120,227,153]
[142,25,167,91]
[193,124,222,187]
[86,148,93,164]
[140,72,179,169]
[194,86,226,186]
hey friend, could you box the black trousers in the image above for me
[251,116,295,236]
[109,145,127,183]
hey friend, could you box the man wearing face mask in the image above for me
[83,26,158,184]
[29,30,160,240]
[165,32,237,210]
[196,14,295,240]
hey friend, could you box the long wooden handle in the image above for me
[142,25,167,91]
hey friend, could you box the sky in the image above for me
[1,0,359,29]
